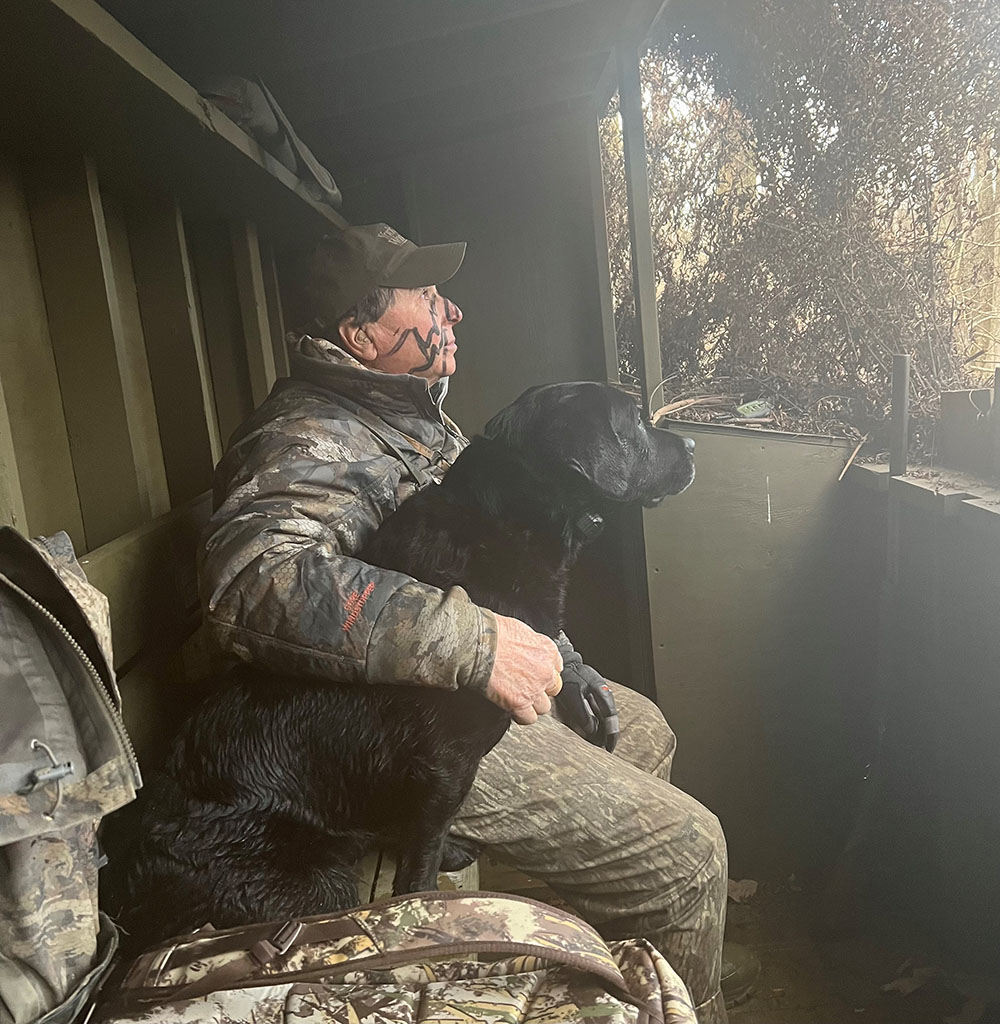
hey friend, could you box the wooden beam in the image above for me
[617,43,663,408]
[273,0,615,124]
[106,0,602,76]
[231,221,278,407]
[127,195,222,505]
[0,157,85,545]
[297,0,600,61]
[616,34,667,701]
[260,235,290,379]
[307,52,608,169]
[26,156,148,550]
[594,0,672,115]
[1,0,344,243]
[0,374,27,533]
[99,190,172,518]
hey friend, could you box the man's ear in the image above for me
[337,318,379,362]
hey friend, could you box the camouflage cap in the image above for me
[313,223,466,322]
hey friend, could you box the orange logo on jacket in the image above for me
[343,582,376,632]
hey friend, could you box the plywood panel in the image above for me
[26,156,145,550]
[404,108,609,435]
[231,220,278,406]
[0,158,85,546]
[127,196,222,503]
[643,423,865,879]
[117,646,203,770]
[185,219,255,445]
[79,490,211,670]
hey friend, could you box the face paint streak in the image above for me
[404,295,446,374]
[385,328,413,356]
[385,294,440,358]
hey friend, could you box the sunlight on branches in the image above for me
[600,0,1000,455]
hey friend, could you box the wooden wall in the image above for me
[0,152,288,763]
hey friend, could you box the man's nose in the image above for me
[683,436,695,452]
[444,297,463,324]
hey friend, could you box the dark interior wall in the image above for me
[400,106,611,435]
[395,105,633,679]
[869,492,1000,970]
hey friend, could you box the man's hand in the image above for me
[486,615,563,724]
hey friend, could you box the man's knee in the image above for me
[646,788,727,902]
[610,684,677,780]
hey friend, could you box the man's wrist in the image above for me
[465,606,498,693]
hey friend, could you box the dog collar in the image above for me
[572,511,605,544]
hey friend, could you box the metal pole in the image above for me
[583,112,622,385]
[617,43,663,411]
[889,354,911,476]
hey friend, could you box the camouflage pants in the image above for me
[453,682,728,1024]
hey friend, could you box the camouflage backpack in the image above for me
[0,527,141,1024]
[100,891,697,1024]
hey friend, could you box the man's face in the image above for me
[363,286,463,382]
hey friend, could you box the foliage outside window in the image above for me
[601,0,1000,457]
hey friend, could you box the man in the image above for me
[200,223,750,1024]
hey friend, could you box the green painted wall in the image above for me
[642,422,882,881]
[857,487,1000,970]
[401,106,610,435]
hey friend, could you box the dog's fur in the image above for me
[108,382,694,952]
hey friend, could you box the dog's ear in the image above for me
[483,385,546,448]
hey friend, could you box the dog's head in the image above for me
[483,382,695,507]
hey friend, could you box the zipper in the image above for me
[2,575,141,784]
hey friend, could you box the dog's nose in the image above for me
[683,436,696,452]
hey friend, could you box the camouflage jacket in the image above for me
[199,337,497,692]
[1,527,139,1024]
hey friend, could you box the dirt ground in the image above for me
[724,887,998,1024]
[478,858,998,1024]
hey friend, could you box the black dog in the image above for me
[109,382,694,951]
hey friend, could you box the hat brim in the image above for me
[382,241,467,289]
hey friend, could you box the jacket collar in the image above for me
[289,334,451,429]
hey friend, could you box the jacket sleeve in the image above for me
[198,426,497,692]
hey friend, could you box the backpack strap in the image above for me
[112,893,662,1022]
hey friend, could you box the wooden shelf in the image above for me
[2,0,347,241]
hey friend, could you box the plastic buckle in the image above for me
[271,920,303,955]
[250,920,303,967]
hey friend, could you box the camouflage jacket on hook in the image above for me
[0,527,140,1024]
[199,336,497,692]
